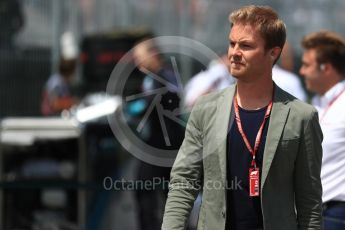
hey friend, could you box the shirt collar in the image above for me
[313,80,345,108]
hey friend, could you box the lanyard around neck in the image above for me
[233,95,273,168]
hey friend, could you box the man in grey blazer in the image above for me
[162,5,323,230]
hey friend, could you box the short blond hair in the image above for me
[229,5,286,51]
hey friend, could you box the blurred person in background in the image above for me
[272,42,307,102]
[184,54,236,109]
[162,5,323,230]
[131,37,184,230]
[41,32,79,116]
[300,30,345,230]
[272,65,307,101]
[279,41,294,72]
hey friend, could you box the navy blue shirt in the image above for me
[226,105,269,230]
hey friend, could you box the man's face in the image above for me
[133,44,154,72]
[228,23,271,81]
[299,49,324,94]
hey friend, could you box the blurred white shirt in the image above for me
[312,80,345,202]
[272,65,307,102]
[184,61,235,109]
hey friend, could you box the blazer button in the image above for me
[221,210,226,218]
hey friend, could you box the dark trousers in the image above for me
[135,162,171,230]
[323,201,345,230]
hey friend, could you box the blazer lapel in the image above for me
[215,86,236,185]
[261,86,290,191]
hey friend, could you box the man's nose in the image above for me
[229,46,241,59]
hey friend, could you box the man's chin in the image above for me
[230,71,242,79]
[305,85,318,95]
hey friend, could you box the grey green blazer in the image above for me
[162,84,323,230]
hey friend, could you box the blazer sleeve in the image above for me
[294,109,323,230]
[162,101,204,230]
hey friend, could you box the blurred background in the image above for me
[0,0,345,229]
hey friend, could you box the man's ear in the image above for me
[270,53,275,61]
[270,47,282,61]
[319,63,332,72]
[320,64,325,71]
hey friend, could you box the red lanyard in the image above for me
[320,88,345,122]
[233,96,273,169]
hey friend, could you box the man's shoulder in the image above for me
[279,88,317,119]
[187,86,234,125]
[192,86,234,110]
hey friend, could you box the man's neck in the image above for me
[236,79,274,110]
[320,77,345,96]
